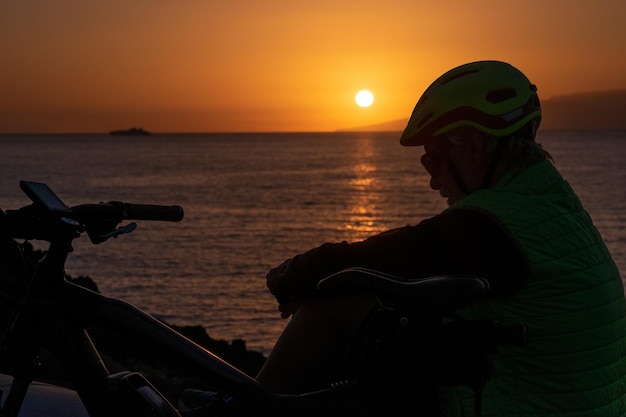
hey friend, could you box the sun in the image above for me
[355,90,374,107]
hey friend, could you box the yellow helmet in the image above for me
[400,61,541,146]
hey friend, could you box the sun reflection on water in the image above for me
[343,138,386,242]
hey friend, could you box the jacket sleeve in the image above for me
[267,208,528,304]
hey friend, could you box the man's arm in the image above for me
[267,208,528,304]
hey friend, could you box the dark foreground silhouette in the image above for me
[19,242,266,402]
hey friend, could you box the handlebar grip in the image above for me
[118,203,184,222]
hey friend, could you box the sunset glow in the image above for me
[2,1,625,133]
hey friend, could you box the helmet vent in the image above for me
[486,88,516,103]
[440,69,480,85]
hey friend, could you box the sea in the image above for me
[0,130,625,356]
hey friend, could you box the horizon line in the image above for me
[2,127,626,136]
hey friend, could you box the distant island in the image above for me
[342,89,626,132]
[110,127,150,136]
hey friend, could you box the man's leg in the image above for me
[255,293,378,393]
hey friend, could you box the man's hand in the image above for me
[278,302,300,319]
[266,258,293,302]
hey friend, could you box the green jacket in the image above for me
[439,160,626,416]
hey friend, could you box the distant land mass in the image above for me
[343,90,626,132]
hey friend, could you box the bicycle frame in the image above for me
[0,181,354,417]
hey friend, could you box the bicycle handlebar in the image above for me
[72,202,184,223]
[113,202,184,222]
[0,181,184,243]
[71,202,184,243]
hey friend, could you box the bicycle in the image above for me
[0,181,526,417]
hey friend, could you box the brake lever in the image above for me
[92,222,137,243]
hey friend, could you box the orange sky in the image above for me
[2,1,625,133]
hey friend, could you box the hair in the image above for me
[484,122,553,176]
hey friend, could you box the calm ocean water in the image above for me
[0,131,625,355]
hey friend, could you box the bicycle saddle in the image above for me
[317,267,491,312]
